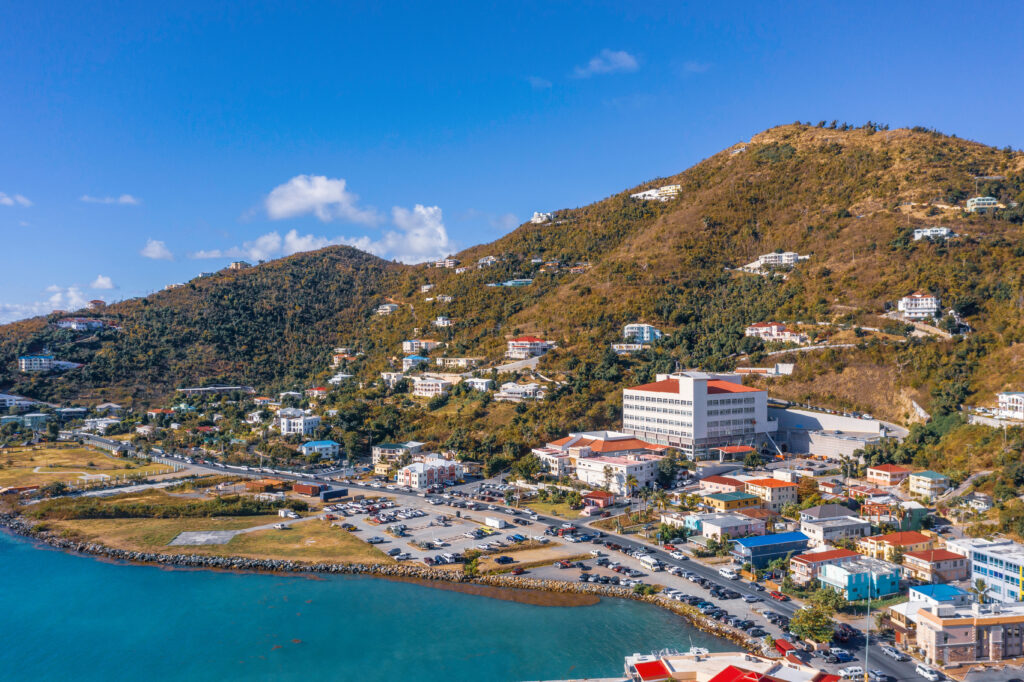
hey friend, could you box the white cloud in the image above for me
[573,49,639,78]
[527,75,552,90]
[0,284,91,323]
[680,60,711,74]
[90,275,116,290]
[47,285,88,312]
[0,192,32,207]
[140,239,174,260]
[81,194,141,205]
[265,175,381,224]
[192,204,453,265]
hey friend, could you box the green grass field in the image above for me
[0,445,173,488]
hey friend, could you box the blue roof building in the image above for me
[731,531,809,569]
[908,584,969,606]
[299,440,339,457]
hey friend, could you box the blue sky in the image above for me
[2,1,1023,322]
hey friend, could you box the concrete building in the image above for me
[858,530,933,560]
[623,650,826,682]
[789,547,860,586]
[887,584,971,650]
[699,513,766,540]
[997,392,1024,420]
[505,336,553,359]
[623,323,663,343]
[743,322,809,345]
[494,382,545,402]
[531,431,667,478]
[629,184,681,202]
[299,440,340,458]
[744,478,797,511]
[574,453,665,494]
[903,548,970,584]
[819,557,901,600]
[916,601,1024,666]
[375,303,399,315]
[228,260,251,270]
[278,413,320,436]
[800,515,872,548]
[946,537,1024,603]
[55,317,105,331]
[908,470,950,499]
[402,339,442,354]
[621,371,774,460]
[859,499,929,531]
[897,291,941,320]
[698,475,746,495]
[529,212,552,224]
[731,531,809,569]
[397,460,460,489]
[18,354,54,372]
[758,251,801,267]
[966,196,999,213]
[433,258,459,268]
[798,503,854,523]
[434,356,482,369]
[402,355,430,372]
[914,227,954,241]
[464,377,493,392]
[410,376,451,398]
[866,463,911,487]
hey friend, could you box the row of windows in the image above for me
[707,407,755,416]
[626,405,693,417]
[972,552,1023,575]
[625,395,693,406]
[707,397,756,405]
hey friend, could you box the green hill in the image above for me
[3,121,1024,429]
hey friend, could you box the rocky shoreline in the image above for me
[0,512,760,653]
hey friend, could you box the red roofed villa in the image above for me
[505,336,553,359]
[789,547,860,585]
[865,463,911,487]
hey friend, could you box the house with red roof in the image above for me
[305,386,329,398]
[621,371,774,461]
[865,463,911,487]
[902,548,969,583]
[789,547,860,585]
[744,322,809,345]
[699,475,746,495]
[531,430,667,477]
[858,530,934,560]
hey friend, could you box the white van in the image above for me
[718,568,740,580]
[640,555,663,571]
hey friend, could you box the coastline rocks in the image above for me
[0,512,756,651]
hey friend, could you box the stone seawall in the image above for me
[0,512,758,652]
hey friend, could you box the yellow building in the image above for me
[857,530,933,560]
[702,491,762,512]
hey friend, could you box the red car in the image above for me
[511,567,526,575]
[769,590,790,601]
[663,544,677,551]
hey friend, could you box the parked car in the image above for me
[838,666,863,679]
[769,590,790,601]
[915,665,942,681]
[868,670,891,682]
[880,646,908,662]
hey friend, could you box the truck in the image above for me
[485,517,510,529]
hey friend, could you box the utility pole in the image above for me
[863,579,872,682]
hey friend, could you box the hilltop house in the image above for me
[866,464,911,487]
[623,323,662,343]
[908,470,950,499]
[531,431,667,477]
[402,355,431,372]
[299,440,340,458]
[464,377,493,392]
[914,227,954,241]
[432,316,452,328]
[505,336,553,359]
[997,391,1024,420]
[18,355,54,372]
[897,291,941,320]
[494,382,545,402]
[402,339,442,354]
[55,317,105,331]
[529,212,552,224]
[630,184,681,202]
[375,303,399,315]
[744,322,809,345]
[411,376,451,398]
[966,196,999,213]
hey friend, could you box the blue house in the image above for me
[731,531,809,569]
[819,557,901,600]
[908,584,970,606]
[299,440,340,458]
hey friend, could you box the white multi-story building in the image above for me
[505,336,553,359]
[621,371,774,460]
[630,184,681,202]
[437,295,454,303]
[0,393,35,410]
[758,251,802,267]
[435,357,482,369]
[433,258,459,268]
[402,339,442,354]
[611,343,647,355]
[530,430,667,478]
[966,196,999,213]
[18,355,54,372]
[381,372,405,389]
[477,255,498,267]
[530,212,552,224]
[278,413,320,436]
[744,322,809,345]
[897,291,941,320]
[574,453,664,494]
[299,440,340,458]
[402,355,430,372]
[55,317,105,331]
[433,316,452,328]
[946,537,1024,602]
[420,284,434,293]
[800,515,873,548]
[914,227,954,241]
[376,303,399,315]
[623,323,662,343]
[998,392,1024,420]
[411,376,451,398]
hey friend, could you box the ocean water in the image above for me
[0,531,735,681]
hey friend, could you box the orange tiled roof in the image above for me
[746,478,797,489]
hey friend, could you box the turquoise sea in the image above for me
[0,531,734,681]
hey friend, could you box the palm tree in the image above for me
[654,489,669,511]
[625,474,639,498]
[970,578,990,604]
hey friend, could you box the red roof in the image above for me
[633,659,671,681]
[715,445,756,453]
[707,666,783,682]
[867,464,910,474]
[510,336,547,343]
[869,530,931,546]
[549,435,666,453]
[903,549,965,563]
[746,478,797,489]
[702,475,745,487]
[791,548,859,565]
[584,490,615,500]
[774,638,796,653]
[748,322,784,328]
[707,380,762,394]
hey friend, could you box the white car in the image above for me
[670,551,685,560]
[838,666,863,679]
[915,665,941,681]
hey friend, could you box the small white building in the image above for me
[299,440,340,458]
[435,357,482,369]
[433,258,459,268]
[433,316,452,328]
[897,291,941,320]
[998,392,1024,420]
[495,382,546,401]
[402,355,431,372]
[914,227,954,241]
[437,295,454,303]
[376,303,399,316]
[465,378,493,392]
[397,459,461,488]
[623,323,662,343]
[18,355,54,372]
[758,251,801,267]
[477,255,499,267]
[966,196,999,213]
[505,336,553,359]
[530,212,552,224]
[630,184,681,202]
[381,371,405,389]
[611,343,648,355]
[744,322,809,345]
[55,317,105,331]
[245,411,264,424]
[402,339,442,354]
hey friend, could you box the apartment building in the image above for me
[434,357,482,369]
[800,515,872,548]
[819,557,901,600]
[998,392,1024,420]
[505,336,553,359]
[433,316,452,328]
[908,470,950,499]
[529,212,552,224]
[789,547,860,586]
[574,453,664,494]
[903,549,969,584]
[744,478,798,512]
[397,460,460,489]
[494,382,545,402]
[966,196,999,213]
[865,463,911,487]
[411,377,451,398]
[702,491,762,512]
[375,303,399,315]
[464,378,493,392]
[623,323,663,343]
[743,322,809,345]
[629,184,681,202]
[731,532,810,569]
[621,371,773,460]
[897,291,941,320]
[18,355,54,372]
[699,513,766,540]
[946,537,1024,603]
[402,355,430,372]
[55,317,105,331]
[278,413,320,436]
[857,531,933,560]
[298,440,340,458]
[698,475,746,495]
[916,601,1024,666]
[531,431,667,478]
[402,339,442,354]
[914,227,954,240]
[758,251,801,267]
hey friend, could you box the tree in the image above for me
[744,450,762,469]
[809,588,846,613]
[970,578,990,604]
[790,604,836,643]
[887,546,905,566]
[625,474,639,498]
